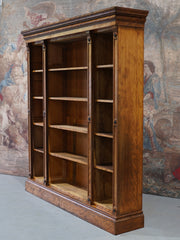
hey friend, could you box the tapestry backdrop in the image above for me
[0,0,179,198]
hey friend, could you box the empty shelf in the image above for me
[50,152,87,165]
[33,122,43,127]
[49,97,87,102]
[32,69,43,73]
[49,125,88,133]
[94,199,113,211]
[33,96,43,100]
[96,64,113,69]
[34,148,44,154]
[95,165,113,173]
[96,99,113,103]
[50,183,87,202]
[48,66,88,71]
[95,133,113,138]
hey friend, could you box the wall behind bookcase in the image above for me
[0,0,179,198]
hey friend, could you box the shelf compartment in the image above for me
[49,128,88,157]
[95,132,113,138]
[32,151,43,178]
[48,38,87,69]
[95,102,113,134]
[48,66,88,71]
[49,124,88,134]
[33,125,43,150]
[50,152,87,165]
[95,165,113,173]
[94,32,113,66]
[49,157,88,201]
[32,98,43,123]
[31,44,42,70]
[94,169,112,205]
[48,100,87,128]
[31,72,42,96]
[50,183,87,202]
[95,68,113,100]
[48,70,87,98]
[49,97,87,102]
[94,136,112,166]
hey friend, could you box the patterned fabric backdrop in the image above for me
[0,0,179,197]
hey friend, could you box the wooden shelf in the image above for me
[50,183,87,202]
[33,122,43,127]
[95,165,113,173]
[49,97,87,102]
[49,124,88,133]
[94,200,113,211]
[50,152,87,165]
[32,70,43,73]
[96,64,113,69]
[96,99,113,103]
[33,96,43,100]
[48,66,88,72]
[95,132,113,138]
[34,148,44,154]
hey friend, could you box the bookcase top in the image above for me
[21,6,148,42]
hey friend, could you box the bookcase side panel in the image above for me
[117,26,144,215]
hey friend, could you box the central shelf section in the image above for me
[47,36,88,200]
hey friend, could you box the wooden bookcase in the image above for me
[22,7,148,235]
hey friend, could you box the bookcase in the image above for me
[22,7,148,234]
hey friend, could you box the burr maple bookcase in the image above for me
[22,7,148,235]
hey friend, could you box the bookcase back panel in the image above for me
[31,45,42,70]
[49,128,87,157]
[33,151,43,177]
[94,169,112,202]
[48,72,64,97]
[48,39,87,68]
[48,101,87,127]
[94,136,112,165]
[95,69,113,100]
[95,103,113,133]
[32,99,43,123]
[94,33,113,65]
[49,156,67,183]
[65,132,88,157]
[48,70,87,98]
[33,126,43,149]
[31,73,43,96]
[48,128,64,152]
[65,71,87,98]
[49,157,88,190]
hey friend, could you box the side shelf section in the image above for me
[28,42,44,185]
